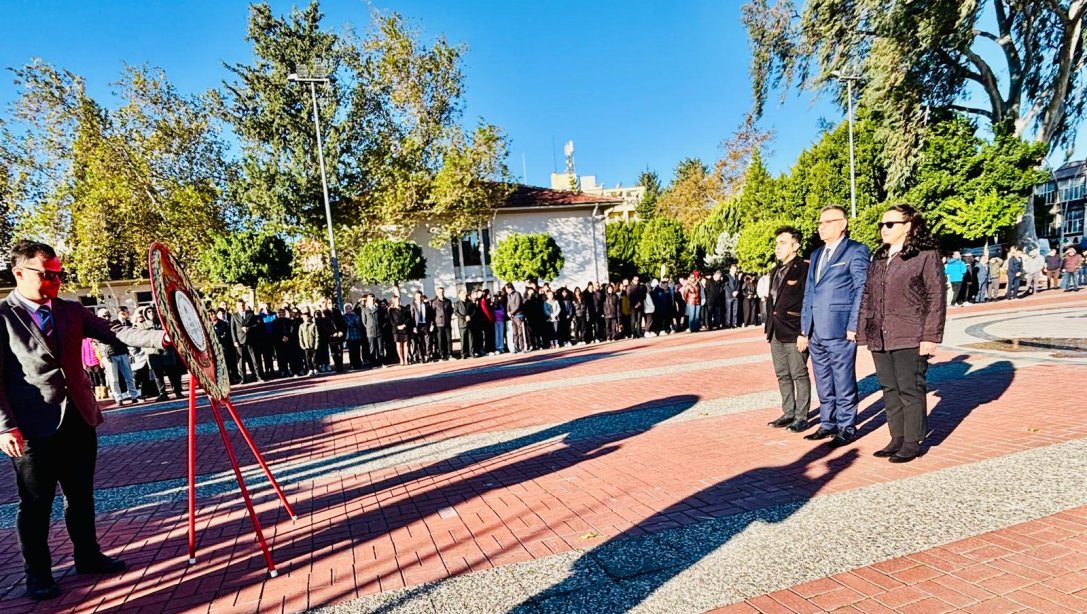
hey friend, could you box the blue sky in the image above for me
[1,1,1081,188]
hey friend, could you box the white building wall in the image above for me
[491,207,607,289]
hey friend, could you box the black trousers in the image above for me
[367,336,384,367]
[459,326,475,358]
[872,347,930,444]
[435,326,452,359]
[629,308,644,338]
[329,340,345,372]
[604,317,618,340]
[150,361,183,396]
[12,412,100,577]
[237,343,262,380]
[275,343,294,375]
[346,339,363,369]
[723,300,739,327]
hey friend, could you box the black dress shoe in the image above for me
[25,575,60,601]
[889,442,922,463]
[787,420,808,433]
[873,438,904,458]
[804,428,838,440]
[768,415,793,428]
[75,554,127,575]
[828,432,855,448]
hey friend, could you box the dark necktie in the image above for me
[817,247,832,282]
[38,304,54,338]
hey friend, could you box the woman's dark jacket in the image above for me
[857,248,947,352]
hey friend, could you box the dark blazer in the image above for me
[430,297,453,328]
[0,292,165,438]
[765,258,809,343]
[857,250,946,351]
[801,238,871,339]
[410,301,435,329]
[229,311,247,345]
[359,307,382,338]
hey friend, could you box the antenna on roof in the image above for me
[564,140,575,174]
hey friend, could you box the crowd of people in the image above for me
[942,245,1086,306]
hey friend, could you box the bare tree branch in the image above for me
[948,103,994,120]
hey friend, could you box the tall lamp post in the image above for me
[832,71,861,219]
[288,67,343,310]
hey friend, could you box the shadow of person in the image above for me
[104,396,702,612]
[510,445,859,613]
[854,355,1016,449]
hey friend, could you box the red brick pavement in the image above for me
[0,291,1082,612]
[713,506,1087,614]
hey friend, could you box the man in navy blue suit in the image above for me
[798,205,871,447]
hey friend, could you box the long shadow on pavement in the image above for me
[504,445,859,612]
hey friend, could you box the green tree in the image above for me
[606,220,644,281]
[932,192,1023,244]
[491,233,564,283]
[218,4,510,245]
[655,158,717,229]
[636,217,690,279]
[634,169,661,220]
[200,230,293,289]
[734,217,786,273]
[7,62,234,290]
[743,0,1086,186]
[354,238,427,300]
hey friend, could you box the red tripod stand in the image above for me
[185,378,296,577]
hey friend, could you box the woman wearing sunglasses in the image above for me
[856,205,947,463]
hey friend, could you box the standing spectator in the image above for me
[642,281,657,336]
[478,289,496,354]
[1063,246,1083,291]
[297,311,318,375]
[214,309,240,384]
[1081,249,1087,286]
[272,308,297,376]
[342,303,364,370]
[603,283,619,340]
[765,226,811,433]
[544,290,561,348]
[618,283,631,338]
[572,288,588,344]
[962,254,979,303]
[81,338,108,401]
[799,205,871,448]
[360,295,384,368]
[672,278,687,332]
[722,265,741,328]
[493,292,507,353]
[138,307,183,401]
[232,300,261,383]
[1004,247,1024,299]
[526,288,545,350]
[1022,248,1045,296]
[626,276,647,339]
[590,282,606,342]
[651,280,672,335]
[681,275,702,332]
[987,253,1004,300]
[388,295,411,366]
[455,289,476,359]
[96,309,141,406]
[258,304,277,377]
[857,204,946,463]
[742,273,759,327]
[1045,249,1063,290]
[504,283,525,354]
[324,300,347,373]
[756,271,771,324]
[704,271,722,330]
[975,255,991,303]
[313,309,332,373]
[431,287,454,360]
[944,251,967,306]
[410,291,434,363]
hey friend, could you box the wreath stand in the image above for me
[184,379,297,577]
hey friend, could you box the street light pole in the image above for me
[846,78,857,220]
[832,71,861,219]
[288,71,344,310]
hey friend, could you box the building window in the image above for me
[1059,176,1086,202]
[452,229,490,268]
[1065,207,1084,236]
[79,296,99,307]
[136,291,153,305]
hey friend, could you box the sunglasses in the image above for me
[878,221,908,229]
[20,266,68,283]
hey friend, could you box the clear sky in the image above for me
[1,1,1082,188]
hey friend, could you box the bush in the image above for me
[355,239,427,296]
[491,233,564,282]
[606,220,644,281]
[200,230,293,289]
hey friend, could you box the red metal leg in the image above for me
[187,375,198,565]
[220,397,298,520]
[209,399,278,576]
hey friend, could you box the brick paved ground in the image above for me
[0,290,1084,613]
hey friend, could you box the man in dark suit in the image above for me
[722,265,741,328]
[410,291,435,362]
[626,275,647,338]
[0,241,167,600]
[765,226,811,433]
[430,287,454,361]
[799,206,871,447]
